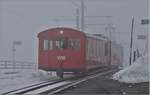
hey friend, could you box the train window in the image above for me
[55,40,60,49]
[88,39,92,57]
[49,40,53,50]
[91,39,94,56]
[43,40,49,50]
[61,38,68,49]
[105,43,108,56]
[54,37,68,50]
[53,38,80,50]
[68,38,80,50]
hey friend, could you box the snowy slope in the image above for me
[112,54,149,83]
[0,69,58,94]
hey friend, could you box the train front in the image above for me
[38,28,86,78]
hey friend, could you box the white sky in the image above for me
[0,0,149,66]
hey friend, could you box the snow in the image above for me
[0,69,58,94]
[0,54,149,94]
[112,54,149,83]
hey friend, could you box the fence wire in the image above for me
[0,60,37,69]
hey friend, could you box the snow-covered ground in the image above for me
[0,54,149,94]
[0,69,58,94]
[112,54,149,83]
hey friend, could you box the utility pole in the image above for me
[81,0,85,32]
[105,24,114,65]
[109,25,112,65]
[76,8,80,30]
[129,17,134,66]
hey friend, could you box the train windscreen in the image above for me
[43,37,80,51]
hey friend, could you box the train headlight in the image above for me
[60,30,64,34]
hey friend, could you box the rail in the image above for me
[0,60,37,69]
[2,67,117,94]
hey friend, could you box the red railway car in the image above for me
[38,27,111,78]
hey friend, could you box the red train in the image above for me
[38,27,123,78]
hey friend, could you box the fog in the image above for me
[0,0,149,67]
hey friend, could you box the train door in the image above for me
[54,37,68,78]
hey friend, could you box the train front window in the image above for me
[54,37,80,50]
[43,38,80,51]
[43,40,49,50]
[55,37,68,50]
[68,38,80,50]
[49,40,53,50]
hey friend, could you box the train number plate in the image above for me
[57,56,66,61]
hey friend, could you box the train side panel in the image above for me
[85,35,110,71]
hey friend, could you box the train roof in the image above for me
[38,27,108,41]
[85,33,108,41]
[38,27,84,37]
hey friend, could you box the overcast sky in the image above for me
[0,0,149,66]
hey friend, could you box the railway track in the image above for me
[2,80,60,95]
[2,67,117,95]
[46,69,117,94]
[2,76,74,95]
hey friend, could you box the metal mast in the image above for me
[76,8,80,30]
[129,17,134,66]
[81,0,85,31]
